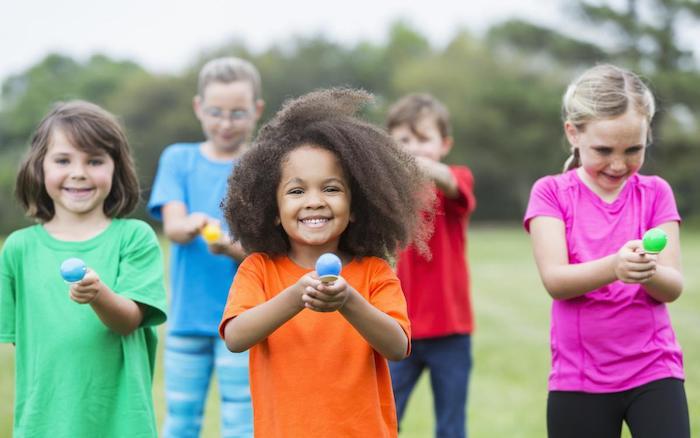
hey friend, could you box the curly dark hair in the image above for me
[223,88,434,260]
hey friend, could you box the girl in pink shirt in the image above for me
[524,64,689,437]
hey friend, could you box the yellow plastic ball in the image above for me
[201,224,222,243]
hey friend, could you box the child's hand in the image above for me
[69,269,105,304]
[614,240,658,284]
[184,212,210,239]
[302,275,351,312]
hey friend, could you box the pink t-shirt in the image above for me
[524,169,684,392]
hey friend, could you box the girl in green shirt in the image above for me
[0,101,167,437]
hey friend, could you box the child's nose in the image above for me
[69,162,87,178]
[305,191,325,207]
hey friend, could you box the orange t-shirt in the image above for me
[219,253,410,438]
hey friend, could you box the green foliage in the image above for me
[0,11,699,232]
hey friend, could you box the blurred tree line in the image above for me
[1,0,699,234]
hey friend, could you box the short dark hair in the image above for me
[224,88,434,260]
[386,93,452,139]
[16,100,141,221]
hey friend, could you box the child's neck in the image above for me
[43,212,112,242]
[200,141,247,162]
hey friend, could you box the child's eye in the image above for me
[324,186,341,193]
[88,159,104,166]
[626,147,643,155]
[287,188,304,195]
[55,158,69,165]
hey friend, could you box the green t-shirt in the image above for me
[0,219,167,437]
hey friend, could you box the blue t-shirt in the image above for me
[148,143,238,336]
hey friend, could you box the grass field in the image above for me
[1,225,699,437]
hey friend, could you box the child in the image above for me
[0,101,167,437]
[524,64,690,437]
[386,93,477,438]
[147,57,263,436]
[218,88,434,437]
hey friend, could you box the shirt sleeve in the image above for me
[444,166,476,217]
[0,236,16,343]
[147,145,188,221]
[649,176,682,228]
[113,221,167,327]
[367,258,411,353]
[523,175,564,232]
[219,253,268,339]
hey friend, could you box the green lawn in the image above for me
[1,226,699,437]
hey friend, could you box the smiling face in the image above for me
[565,108,648,199]
[194,80,263,157]
[276,145,352,261]
[42,128,115,221]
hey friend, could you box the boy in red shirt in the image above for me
[387,93,476,438]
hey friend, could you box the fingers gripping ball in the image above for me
[201,223,222,243]
[642,228,668,254]
[60,258,87,283]
[315,253,342,284]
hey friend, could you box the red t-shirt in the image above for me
[397,165,476,339]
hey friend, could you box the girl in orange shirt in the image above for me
[219,88,434,437]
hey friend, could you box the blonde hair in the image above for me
[562,64,655,171]
[197,57,262,100]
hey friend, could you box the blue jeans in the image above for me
[163,334,253,437]
[389,334,472,438]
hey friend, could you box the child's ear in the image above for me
[193,95,203,119]
[254,99,265,121]
[274,216,281,226]
[440,136,454,158]
[564,121,579,147]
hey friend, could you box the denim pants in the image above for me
[389,334,472,438]
[163,334,253,437]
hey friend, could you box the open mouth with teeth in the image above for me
[62,187,95,198]
[300,217,330,228]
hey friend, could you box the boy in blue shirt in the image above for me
[148,57,264,437]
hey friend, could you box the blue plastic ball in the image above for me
[315,253,342,282]
[60,258,87,283]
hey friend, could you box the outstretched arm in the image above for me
[223,277,308,352]
[303,278,408,361]
[415,156,459,198]
[70,270,144,336]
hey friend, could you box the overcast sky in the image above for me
[2,0,699,85]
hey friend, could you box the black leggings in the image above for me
[547,378,690,438]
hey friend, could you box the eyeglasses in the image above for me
[202,107,252,122]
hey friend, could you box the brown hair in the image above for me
[16,100,140,221]
[562,64,655,171]
[386,93,452,139]
[223,88,434,260]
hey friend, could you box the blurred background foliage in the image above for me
[1,0,699,233]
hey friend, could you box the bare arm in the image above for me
[529,217,682,301]
[415,157,459,199]
[223,278,307,352]
[338,289,408,361]
[303,278,408,361]
[637,221,683,302]
[162,202,208,243]
[70,270,144,336]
